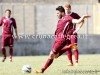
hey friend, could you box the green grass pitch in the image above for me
[0,54,100,75]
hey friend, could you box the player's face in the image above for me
[56,10,63,19]
[5,11,11,18]
[65,6,71,14]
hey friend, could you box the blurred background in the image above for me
[0,0,100,56]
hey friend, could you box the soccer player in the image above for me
[35,6,90,73]
[64,2,84,66]
[0,9,18,62]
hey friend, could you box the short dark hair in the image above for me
[56,6,65,13]
[5,9,11,13]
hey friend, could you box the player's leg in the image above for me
[66,48,73,66]
[50,39,68,59]
[9,46,13,62]
[41,51,55,73]
[54,44,73,58]
[54,43,73,66]
[54,38,74,66]
[1,47,6,62]
[35,45,72,73]
[70,34,79,65]
[54,49,66,58]
[1,36,7,62]
[35,39,67,73]
[65,39,73,66]
[73,44,78,64]
[9,36,14,62]
[35,51,55,73]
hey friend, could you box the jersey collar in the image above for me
[66,12,73,15]
[5,16,11,19]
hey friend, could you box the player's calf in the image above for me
[9,46,13,62]
[35,51,55,73]
[72,44,79,65]
[1,48,6,62]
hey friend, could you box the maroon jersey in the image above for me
[52,15,72,54]
[0,17,16,36]
[65,12,80,35]
[55,15,72,37]
[70,12,80,19]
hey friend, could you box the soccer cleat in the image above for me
[2,58,6,62]
[9,56,13,62]
[34,69,43,74]
[10,59,12,62]
[67,63,73,66]
[75,62,78,66]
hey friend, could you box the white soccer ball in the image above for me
[22,65,32,73]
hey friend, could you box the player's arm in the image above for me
[14,28,18,40]
[0,20,2,26]
[72,15,90,24]
[73,20,84,34]
[0,18,3,26]
[13,19,18,41]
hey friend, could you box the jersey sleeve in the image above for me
[12,18,17,29]
[74,13,81,19]
[65,16,73,22]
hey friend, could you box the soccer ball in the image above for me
[22,65,32,73]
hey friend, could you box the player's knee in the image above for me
[54,53,59,59]
[49,54,54,59]
[49,51,55,59]
[72,45,78,50]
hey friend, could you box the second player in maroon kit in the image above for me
[0,9,18,62]
[64,2,84,66]
[35,6,90,73]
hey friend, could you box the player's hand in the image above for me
[83,15,91,18]
[15,35,19,41]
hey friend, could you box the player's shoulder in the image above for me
[62,15,72,23]
[64,15,72,20]
[71,12,79,15]
[0,16,6,22]
[10,17,16,21]
[1,16,6,19]
[10,17,15,20]
[71,12,80,19]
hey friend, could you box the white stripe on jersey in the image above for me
[2,23,4,34]
[63,22,69,34]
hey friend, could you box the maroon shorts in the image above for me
[52,34,78,54]
[52,38,68,54]
[2,35,14,47]
[67,34,78,45]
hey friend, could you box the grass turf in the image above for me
[0,54,100,75]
